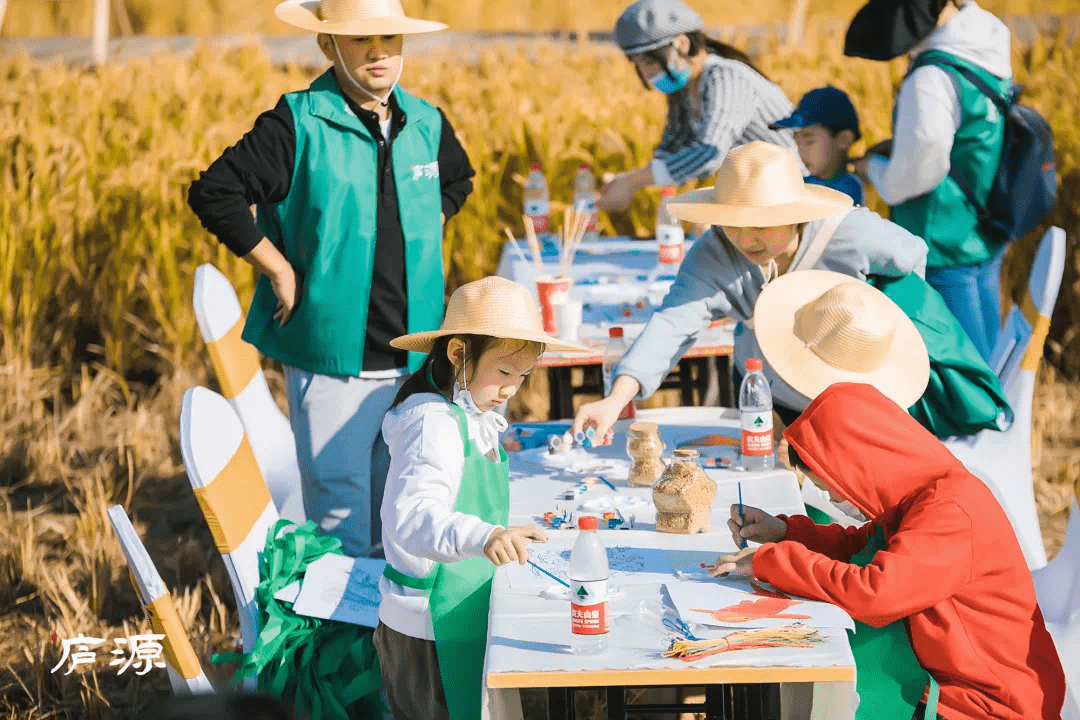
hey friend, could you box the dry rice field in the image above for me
[0,20,1078,720]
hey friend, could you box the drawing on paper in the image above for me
[504,540,681,588]
[666,580,855,631]
[690,583,811,623]
[343,565,381,608]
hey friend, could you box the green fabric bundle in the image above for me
[214,519,384,720]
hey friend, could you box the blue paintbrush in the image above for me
[527,560,570,588]
[738,481,747,549]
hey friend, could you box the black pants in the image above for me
[372,622,450,720]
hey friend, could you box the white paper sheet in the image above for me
[290,554,386,628]
[665,579,855,631]
[506,538,718,588]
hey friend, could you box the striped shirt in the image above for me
[652,54,801,185]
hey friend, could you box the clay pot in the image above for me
[652,448,717,534]
[626,422,666,487]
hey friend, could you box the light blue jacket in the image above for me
[615,208,928,411]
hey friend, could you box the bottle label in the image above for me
[657,226,684,264]
[525,200,550,233]
[570,579,609,635]
[741,411,773,456]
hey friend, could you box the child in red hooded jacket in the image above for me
[712,383,1065,720]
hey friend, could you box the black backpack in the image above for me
[919,56,1057,244]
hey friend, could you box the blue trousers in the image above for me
[925,248,1006,362]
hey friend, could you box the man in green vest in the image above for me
[846,0,1013,362]
[187,0,475,558]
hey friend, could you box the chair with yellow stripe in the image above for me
[193,263,304,523]
[180,385,280,688]
[107,504,214,694]
[943,226,1066,570]
[1032,482,1080,720]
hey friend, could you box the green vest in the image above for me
[891,51,1011,269]
[245,70,445,376]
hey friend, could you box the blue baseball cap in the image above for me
[770,86,861,140]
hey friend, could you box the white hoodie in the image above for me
[378,391,506,640]
[867,1,1012,206]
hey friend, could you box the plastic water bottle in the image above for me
[524,163,551,236]
[649,187,685,282]
[739,358,775,471]
[602,327,635,420]
[570,515,609,654]
[574,163,599,243]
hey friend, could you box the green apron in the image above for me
[848,525,940,720]
[383,401,510,720]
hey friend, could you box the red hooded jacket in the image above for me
[753,383,1064,720]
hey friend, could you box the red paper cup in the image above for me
[536,275,571,334]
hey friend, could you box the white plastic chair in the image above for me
[943,226,1066,570]
[107,504,214,694]
[180,386,282,689]
[1032,494,1080,720]
[193,264,304,523]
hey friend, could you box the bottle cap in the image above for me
[609,326,624,338]
[673,448,699,459]
[661,187,677,197]
[530,163,542,172]
[746,358,763,372]
[578,515,599,530]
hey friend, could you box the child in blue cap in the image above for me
[770,86,864,205]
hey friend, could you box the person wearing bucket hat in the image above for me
[752,270,931,411]
[596,0,802,213]
[846,0,1014,362]
[711,382,1066,720]
[187,0,477,560]
[376,277,587,720]
[572,141,930,440]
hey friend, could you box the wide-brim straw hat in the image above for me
[275,0,448,35]
[390,276,592,355]
[753,270,929,409]
[666,141,853,227]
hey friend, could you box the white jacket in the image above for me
[867,1,1012,206]
[378,391,506,640]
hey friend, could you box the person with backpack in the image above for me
[847,0,1014,361]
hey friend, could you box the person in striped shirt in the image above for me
[597,0,802,213]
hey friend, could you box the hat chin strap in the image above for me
[331,35,402,108]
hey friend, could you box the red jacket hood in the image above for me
[783,382,970,519]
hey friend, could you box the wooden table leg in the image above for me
[547,687,573,720]
[704,684,731,720]
[717,355,733,408]
[547,367,575,420]
[605,687,625,720]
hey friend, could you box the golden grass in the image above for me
[4,0,1079,36]
[1,25,1079,719]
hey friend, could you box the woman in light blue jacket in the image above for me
[572,142,928,438]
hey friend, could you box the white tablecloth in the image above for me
[495,238,734,357]
[486,408,857,718]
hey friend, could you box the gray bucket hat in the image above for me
[615,0,704,55]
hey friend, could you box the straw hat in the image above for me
[275,0,448,35]
[665,142,853,227]
[390,276,592,355]
[753,270,929,409]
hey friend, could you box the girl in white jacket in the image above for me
[373,276,588,720]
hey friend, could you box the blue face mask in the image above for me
[648,60,691,94]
